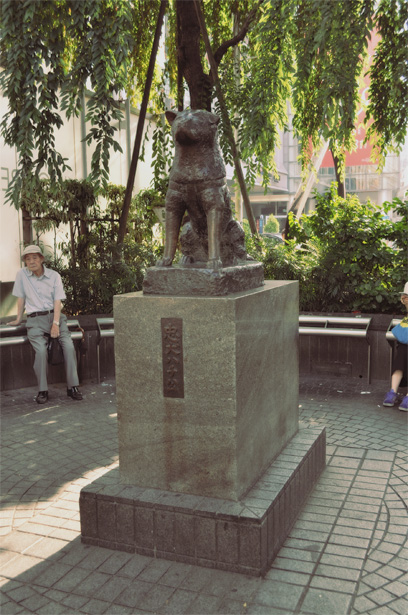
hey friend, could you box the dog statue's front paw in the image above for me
[156,257,173,267]
[207,258,222,272]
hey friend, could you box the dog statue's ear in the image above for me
[165,111,177,125]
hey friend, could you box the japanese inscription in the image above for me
[161,318,184,398]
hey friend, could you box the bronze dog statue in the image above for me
[156,109,246,271]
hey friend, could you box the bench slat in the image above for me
[0,335,28,346]
[0,320,82,347]
[299,327,369,339]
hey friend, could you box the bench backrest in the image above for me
[386,318,402,343]
[96,317,114,340]
[299,315,371,330]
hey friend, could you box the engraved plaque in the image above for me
[161,318,184,398]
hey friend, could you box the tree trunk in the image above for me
[176,0,212,110]
[331,151,346,198]
[21,208,32,245]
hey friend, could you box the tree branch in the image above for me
[212,0,264,67]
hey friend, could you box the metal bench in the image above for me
[0,319,83,347]
[96,317,115,383]
[385,318,402,379]
[299,315,372,382]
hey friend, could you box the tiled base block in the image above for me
[80,427,325,576]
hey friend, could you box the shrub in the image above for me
[263,213,279,234]
[251,185,407,314]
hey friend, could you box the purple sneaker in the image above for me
[383,389,398,407]
[399,395,408,412]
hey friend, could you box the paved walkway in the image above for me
[0,377,407,615]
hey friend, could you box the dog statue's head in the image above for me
[165,109,220,147]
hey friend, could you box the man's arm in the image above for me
[8,297,25,325]
[50,299,62,338]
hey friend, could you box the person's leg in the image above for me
[58,315,80,389]
[26,318,49,394]
[391,370,403,393]
[384,344,407,407]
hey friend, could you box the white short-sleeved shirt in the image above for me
[12,266,66,315]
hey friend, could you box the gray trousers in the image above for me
[26,313,79,391]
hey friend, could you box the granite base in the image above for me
[80,427,326,576]
[114,281,299,501]
[142,262,264,296]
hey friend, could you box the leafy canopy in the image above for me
[1,0,407,207]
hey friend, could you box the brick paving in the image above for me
[0,377,407,615]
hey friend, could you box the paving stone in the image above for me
[115,579,154,608]
[319,553,365,570]
[0,532,42,554]
[264,568,310,586]
[310,576,357,594]
[352,594,378,612]
[252,580,303,610]
[179,565,218,592]
[93,576,130,603]
[246,603,293,614]
[137,559,173,583]
[36,599,71,614]
[78,597,111,613]
[368,606,401,615]
[369,586,398,605]
[299,587,352,615]
[390,596,408,615]
[133,583,175,612]
[157,587,197,614]
[385,579,408,597]
[76,548,113,571]
[187,593,224,614]
[19,592,50,612]
[314,563,361,582]
[23,537,69,560]
[97,551,133,576]
[6,584,37,602]
[52,567,92,592]
[70,570,111,597]
[115,553,151,579]
[158,563,193,589]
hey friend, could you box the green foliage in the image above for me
[292,0,375,170]
[263,213,280,234]
[261,186,408,313]
[1,0,70,205]
[1,0,132,205]
[1,0,407,209]
[242,219,266,261]
[30,180,164,314]
[365,0,408,167]
[234,0,296,186]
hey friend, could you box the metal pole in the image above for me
[116,0,168,252]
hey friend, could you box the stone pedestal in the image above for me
[114,281,299,501]
[80,279,327,575]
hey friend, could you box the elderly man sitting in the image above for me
[9,245,82,404]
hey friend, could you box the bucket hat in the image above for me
[22,245,44,258]
[400,282,408,295]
